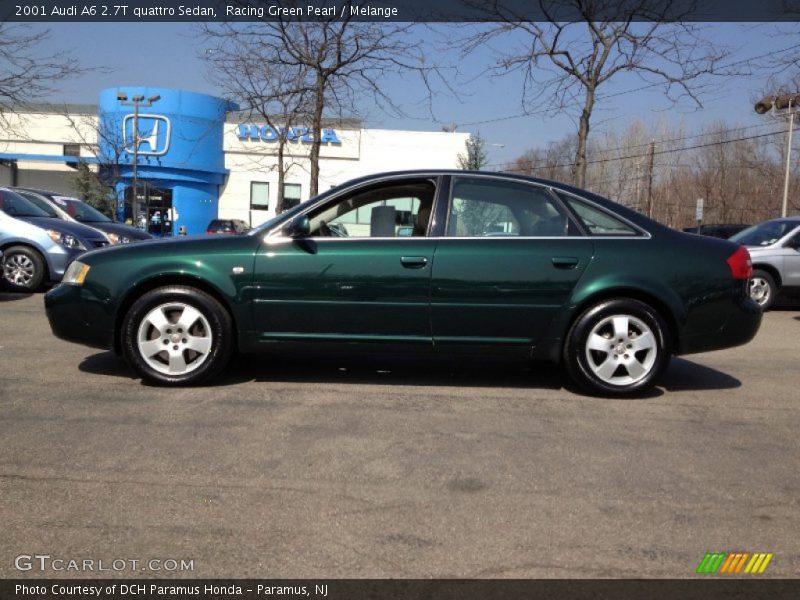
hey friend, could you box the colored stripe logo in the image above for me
[697,552,773,574]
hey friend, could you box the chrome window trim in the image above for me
[261,171,653,241]
[262,234,651,243]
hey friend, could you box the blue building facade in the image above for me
[98,87,236,236]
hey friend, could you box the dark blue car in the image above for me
[15,188,153,245]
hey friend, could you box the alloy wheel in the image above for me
[3,254,35,286]
[584,314,657,386]
[749,277,771,306]
[136,302,213,376]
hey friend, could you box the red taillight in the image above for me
[726,246,752,280]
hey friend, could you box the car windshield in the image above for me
[15,191,60,217]
[0,190,52,217]
[730,220,800,246]
[59,197,112,222]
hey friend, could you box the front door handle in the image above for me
[401,256,428,269]
[551,256,580,269]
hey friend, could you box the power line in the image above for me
[490,126,796,171]
[456,43,800,128]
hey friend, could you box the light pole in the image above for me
[755,93,799,218]
[116,92,161,228]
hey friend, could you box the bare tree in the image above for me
[202,32,312,214]
[458,0,727,187]
[61,111,127,219]
[203,1,437,197]
[0,24,88,127]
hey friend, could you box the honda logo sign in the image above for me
[122,114,171,156]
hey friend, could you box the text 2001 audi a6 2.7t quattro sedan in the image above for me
[45,171,761,396]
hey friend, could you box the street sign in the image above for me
[696,198,704,222]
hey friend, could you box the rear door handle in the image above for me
[551,256,580,269]
[401,256,428,269]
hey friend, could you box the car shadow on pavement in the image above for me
[0,292,33,302]
[78,351,741,398]
[657,357,741,393]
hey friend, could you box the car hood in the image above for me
[17,216,109,242]
[78,232,254,263]
[80,221,153,241]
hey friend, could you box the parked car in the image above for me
[0,193,91,291]
[729,216,800,310]
[206,219,251,234]
[681,224,749,239]
[44,171,761,396]
[13,188,153,244]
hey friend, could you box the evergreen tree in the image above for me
[458,132,489,170]
[71,162,115,218]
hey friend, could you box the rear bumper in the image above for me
[678,297,762,355]
[44,284,113,350]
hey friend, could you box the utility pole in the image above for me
[781,103,795,218]
[645,140,655,219]
[755,93,799,218]
[116,91,161,229]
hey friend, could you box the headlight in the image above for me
[107,233,133,245]
[46,229,86,250]
[62,261,90,285]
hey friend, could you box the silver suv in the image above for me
[730,216,800,309]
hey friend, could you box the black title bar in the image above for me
[2,579,800,600]
[1,0,799,22]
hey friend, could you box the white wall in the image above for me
[219,126,469,225]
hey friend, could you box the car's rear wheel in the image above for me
[748,269,776,310]
[564,299,671,397]
[121,286,233,386]
[2,246,46,292]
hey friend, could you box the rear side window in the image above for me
[447,177,577,237]
[560,194,640,236]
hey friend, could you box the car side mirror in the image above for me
[283,215,310,238]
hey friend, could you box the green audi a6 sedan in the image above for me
[45,171,761,396]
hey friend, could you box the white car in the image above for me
[730,216,800,309]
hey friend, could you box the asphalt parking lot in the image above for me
[1,291,799,579]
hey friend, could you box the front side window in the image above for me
[250,182,269,211]
[447,177,573,237]
[308,180,435,238]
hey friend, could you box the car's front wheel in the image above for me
[564,299,671,397]
[748,269,777,310]
[2,245,46,292]
[121,286,233,386]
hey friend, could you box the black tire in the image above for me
[563,298,671,397]
[2,245,46,292]
[749,269,777,311]
[121,286,233,386]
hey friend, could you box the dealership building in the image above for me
[0,87,469,235]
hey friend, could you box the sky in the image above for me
[21,20,800,167]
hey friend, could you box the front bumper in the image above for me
[44,246,85,281]
[678,297,762,355]
[44,284,113,350]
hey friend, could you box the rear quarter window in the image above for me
[559,193,641,236]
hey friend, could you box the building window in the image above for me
[250,182,269,211]
[283,183,302,211]
[63,143,81,157]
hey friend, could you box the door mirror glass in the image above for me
[283,215,310,238]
